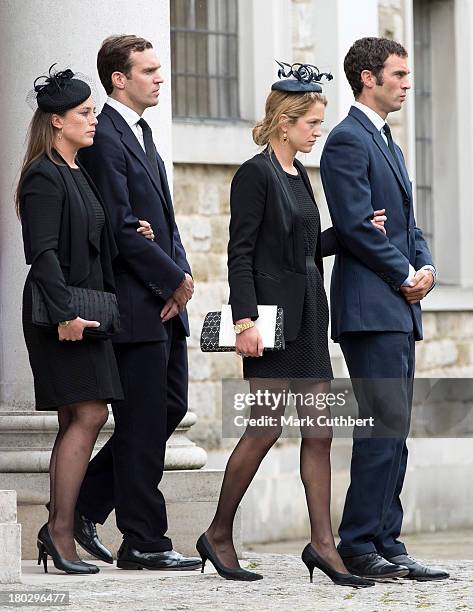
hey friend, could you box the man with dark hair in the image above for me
[321,37,449,581]
[72,34,201,570]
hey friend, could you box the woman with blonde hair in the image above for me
[197,63,386,586]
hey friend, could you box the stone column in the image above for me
[0,0,214,560]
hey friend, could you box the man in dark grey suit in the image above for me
[321,37,448,581]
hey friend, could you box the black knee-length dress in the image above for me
[22,166,123,410]
[243,171,333,380]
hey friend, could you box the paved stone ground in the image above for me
[0,552,471,612]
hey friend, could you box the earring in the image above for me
[58,129,63,141]
[283,132,288,143]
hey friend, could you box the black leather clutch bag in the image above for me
[31,282,120,339]
[200,307,285,352]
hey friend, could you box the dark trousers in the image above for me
[77,318,188,552]
[338,331,415,558]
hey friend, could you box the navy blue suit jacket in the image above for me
[320,106,433,342]
[79,103,191,342]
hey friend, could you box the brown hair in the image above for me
[97,34,153,95]
[14,109,64,218]
[344,37,408,97]
[253,90,327,147]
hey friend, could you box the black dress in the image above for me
[243,171,333,380]
[22,167,123,410]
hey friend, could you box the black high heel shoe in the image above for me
[301,544,375,588]
[37,524,100,575]
[196,534,263,581]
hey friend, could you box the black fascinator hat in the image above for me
[32,64,91,113]
[272,61,333,93]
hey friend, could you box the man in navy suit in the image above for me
[75,35,201,570]
[321,37,448,581]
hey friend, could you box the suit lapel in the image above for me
[349,106,409,198]
[102,104,170,215]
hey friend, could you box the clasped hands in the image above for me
[400,268,434,304]
[137,219,195,321]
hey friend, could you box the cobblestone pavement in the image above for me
[1,553,471,612]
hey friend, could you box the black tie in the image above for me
[382,123,401,171]
[138,118,159,178]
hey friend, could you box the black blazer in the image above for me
[79,103,191,343]
[228,150,337,342]
[20,154,117,324]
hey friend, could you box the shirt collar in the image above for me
[106,97,142,128]
[353,101,386,133]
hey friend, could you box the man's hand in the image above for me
[160,297,180,322]
[400,269,434,304]
[173,273,194,310]
[371,209,387,234]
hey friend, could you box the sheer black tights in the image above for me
[205,379,346,572]
[47,401,109,560]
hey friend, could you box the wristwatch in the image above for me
[234,321,255,334]
[58,320,72,327]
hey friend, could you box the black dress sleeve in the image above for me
[320,227,340,257]
[20,165,77,324]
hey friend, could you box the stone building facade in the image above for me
[1,1,473,573]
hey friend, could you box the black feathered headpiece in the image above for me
[32,64,91,113]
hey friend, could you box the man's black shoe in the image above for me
[116,542,202,571]
[385,554,450,581]
[342,552,409,580]
[45,502,113,564]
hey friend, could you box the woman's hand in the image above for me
[137,219,155,240]
[371,209,387,234]
[58,317,100,341]
[235,322,264,358]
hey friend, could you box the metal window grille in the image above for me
[171,0,240,120]
[413,0,434,251]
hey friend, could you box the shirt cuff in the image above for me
[402,264,416,287]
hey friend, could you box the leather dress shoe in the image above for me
[117,542,202,571]
[342,552,409,580]
[386,554,450,581]
[45,502,113,564]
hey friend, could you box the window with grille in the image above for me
[171,0,239,120]
[413,0,434,252]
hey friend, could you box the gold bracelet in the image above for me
[58,320,72,327]
[234,321,255,334]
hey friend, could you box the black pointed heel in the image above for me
[37,524,100,575]
[37,541,48,573]
[196,534,263,581]
[301,544,375,588]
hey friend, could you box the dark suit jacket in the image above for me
[228,149,336,342]
[79,103,191,343]
[20,154,117,324]
[320,105,434,341]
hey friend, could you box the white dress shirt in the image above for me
[106,97,146,152]
[352,101,435,288]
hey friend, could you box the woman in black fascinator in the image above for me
[197,63,387,586]
[16,65,154,574]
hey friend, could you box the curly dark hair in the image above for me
[344,37,408,97]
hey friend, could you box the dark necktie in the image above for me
[137,117,159,178]
[382,123,401,172]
